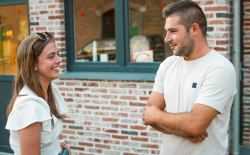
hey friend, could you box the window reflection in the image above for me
[74,0,116,63]
[129,0,171,63]
[0,5,28,75]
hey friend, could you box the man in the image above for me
[143,1,236,155]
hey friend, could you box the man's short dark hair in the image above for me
[164,0,207,37]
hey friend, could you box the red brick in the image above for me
[130,125,147,130]
[70,146,85,151]
[103,117,119,122]
[141,143,159,149]
[123,153,138,155]
[48,4,56,9]
[120,96,137,100]
[131,136,148,142]
[85,105,100,110]
[205,6,229,12]
[112,134,129,140]
[63,130,75,134]
[103,129,119,134]
[103,139,120,145]
[79,142,94,147]
[208,19,225,25]
[139,96,149,101]
[216,40,228,45]
[48,15,64,20]
[129,102,146,107]
[35,27,47,31]
[95,144,110,149]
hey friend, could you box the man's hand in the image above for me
[187,132,208,143]
[143,105,161,125]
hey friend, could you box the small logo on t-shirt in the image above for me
[192,82,197,88]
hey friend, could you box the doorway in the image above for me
[0,1,28,153]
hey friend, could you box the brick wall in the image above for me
[56,80,158,155]
[28,0,233,154]
[29,0,67,71]
[194,0,232,57]
[242,0,250,145]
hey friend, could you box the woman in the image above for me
[5,32,68,155]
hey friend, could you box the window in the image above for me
[73,0,117,63]
[129,0,171,63]
[65,0,171,73]
[0,4,28,75]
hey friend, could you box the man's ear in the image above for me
[190,23,200,36]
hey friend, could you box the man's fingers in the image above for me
[189,133,207,143]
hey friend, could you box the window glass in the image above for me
[0,4,28,75]
[74,0,116,63]
[129,0,171,63]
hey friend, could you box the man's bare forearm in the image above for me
[151,123,187,137]
[152,121,206,137]
[150,118,207,143]
[144,105,208,138]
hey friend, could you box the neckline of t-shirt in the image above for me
[182,50,214,64]
[19,85,49,106]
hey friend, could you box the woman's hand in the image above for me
[60,140,71,155]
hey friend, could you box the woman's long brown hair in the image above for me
[6,32,63,119]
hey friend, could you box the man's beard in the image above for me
[172,38,194,58]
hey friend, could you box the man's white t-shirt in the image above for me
[6,84,67,155]
[153,51,236,155]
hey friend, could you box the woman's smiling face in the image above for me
[36,41,62,83]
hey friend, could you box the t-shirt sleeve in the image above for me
[195,66,237,113]
[153,56,177,94]
[153,62,165,94]
[5,97,51,131]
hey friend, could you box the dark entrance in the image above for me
[0,76,13,153]
[0,0,28,153]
